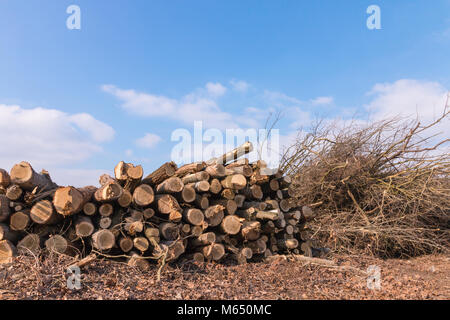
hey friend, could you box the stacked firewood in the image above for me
[0,142,316,268]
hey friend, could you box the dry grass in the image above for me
[280,101,450,258]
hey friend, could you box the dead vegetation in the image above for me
[280,100,450,258]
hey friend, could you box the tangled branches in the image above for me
[280,102,450,258]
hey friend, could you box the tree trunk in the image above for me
[176,185,196,203]
[201,243,225,261]
[99,203,114,217]
[210,199,237,215]
[221,189,235,200]
[159,222,180,241]
[119,237,134,253]
[208,141,253,165]
[17,233,42,254]
[175,162,206,177]
[0,224,18,242]
[94,175,123,203]
[240,221,261,241]
[53,186,96,216]
[117,189,132,208]
[45,235,70,254]
[221,174,247,190]
[132,184,154,207]
[278,238,299,250]
[142,162,177,185]
[190,232,215,247]
[186,181,210,193]
[114,161,143,191]
[154,194,181,215]
[83,202,97,216]
[127,252,151,271]
[133,237,149,252]
[243,185,263,200]
[209,179,222,194]
[10,162,57,191]
[204,164,225,178]
[195,194,209,209]
[30,200,61,225]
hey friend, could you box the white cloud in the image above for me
[0,104,115,171]
[205,82,227,97]
[311,96,334,106]
[103,83,239,129]
[230,80,250,92]
[263,90,303,107]
[135,133,162,149]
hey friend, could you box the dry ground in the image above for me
[0,252,448,300]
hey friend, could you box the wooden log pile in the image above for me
[0,143,317,268]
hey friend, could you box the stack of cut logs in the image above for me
[0,142,316,269]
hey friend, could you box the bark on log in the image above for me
[0,224,18,242]
[142,162,177,185]
[0,169,10,188]
[132,184,154,207]
[30,200,61,225]
[0,240,17,264]
[208,141,253,165]
[92,229,116,251]
[156,177,184,194]
[0,195,10,223]
[175,162,206,177]
[53,186,96,216]
[204,164,225,178]
[181,171,209,184]
[10,162,57,191]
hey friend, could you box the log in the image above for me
[278,238,299,250]
[30,200,60,225]
[6,184,22,201]
[10,162,57,191]
[242,201,267,210]
[99,203,114,217]
[186,181,210,193]
[133,237,149,252]
[201,243,225,261]
[10,211,30,231]
[162,240,185,261]
[127,252,151,271]
[156,177,184,194]
[45,235,70,254]
[142,162,177,185]
[94,175,123,203]
[176,185,196,203]
[302,206,315,221]
[92,229,116,251]
[114,161,143,190]
[221,174,247,190]
[144,227,160,241]
[99,217,112,229]
[241,247,253,260]
[175,162,206,177]
[143,208,155,220]
[234,194,246,208]
[247,238,267,254]
[123,217,144,235]
[204,205,225,227]
[219,215,242,235]
[182,208,204,226]
[119,237,134,252]
[190,232,216,247]
[241,221,261,241]
[204,164,225,178]
[181,172,209,184]
[0,195,10,223]
[221,189,235,200]
[117,189,133,208]
[210,199,237,215]
[226,165,253,177]
[17,233,42,254]
[69,253,97,269]
[261,221,276,234]
[190,225,203,237]
[0,240,17,264]
[209,141,253,165]
[75,216,95,238]
[0,224,18,242]
[132,184,154,207]
[159,222,180,241]
[279,199,291,212]
[184,252,204,263]
[154,194,181,215]
[195,194,209,209]
[209,179,222,194]
[83,202,97,216]
[249,169,270,185]
[0,169,10,188]
[53,186,96,216]
[243,184,263,200]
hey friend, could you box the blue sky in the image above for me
[0,0,449,186]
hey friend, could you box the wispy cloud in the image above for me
[230,79,250,92]
[135,133,162,149]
